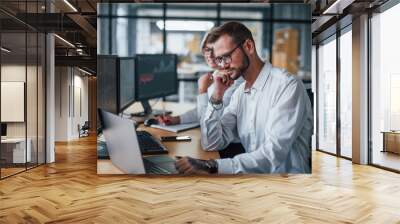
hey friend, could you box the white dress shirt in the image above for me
[201,62,313,174]
[179,73,244,124]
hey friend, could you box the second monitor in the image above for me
[133,54,178,116]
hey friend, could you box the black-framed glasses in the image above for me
[214,40,244,67]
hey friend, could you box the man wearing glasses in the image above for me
[175,21,313,174]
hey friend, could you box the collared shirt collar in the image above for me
[244,62,271,93]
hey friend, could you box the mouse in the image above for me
[144,118,159,127]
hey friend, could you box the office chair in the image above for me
[78,121,90,138]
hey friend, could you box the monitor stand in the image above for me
[130,100,172,117]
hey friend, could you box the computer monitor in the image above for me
[133,54,178,116]
[118,57,136,112]
[1,123,7,137]
[97,54,178,117]
[98,56,136,114]
[97,55,118,114]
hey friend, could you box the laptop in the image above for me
[98,109,178,174]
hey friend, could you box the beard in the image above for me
[227,50,250,80]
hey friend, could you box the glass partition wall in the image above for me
[339,27,352,159]
[316,25,352,159]
[0,2,46,179]
[317,35,337,155]
[370,2,400,171]
[316,0,400,172]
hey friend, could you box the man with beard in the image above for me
[174,22,313,174]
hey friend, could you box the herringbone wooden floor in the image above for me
[1,136,400,223]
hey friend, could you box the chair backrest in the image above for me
[82,121,90,129]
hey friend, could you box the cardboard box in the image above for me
[272,28,299,74]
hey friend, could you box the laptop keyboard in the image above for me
[136,130,168,155]
[143,159,170,174]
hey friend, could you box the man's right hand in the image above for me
[212,70,234,102]
[156,115,180,125]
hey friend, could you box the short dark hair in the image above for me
[208,21,254,45]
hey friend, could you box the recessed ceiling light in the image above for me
[54,34,75,48]
[156,20,214,31]
[63,0,78,12]
[322,0,353,15]
[1,47,11,53]
[78,67,93,76]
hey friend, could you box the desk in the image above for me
[1,138,32,163]
[97,102,220,174]
[381,131,400,154]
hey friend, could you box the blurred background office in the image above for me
[97,3,311,103]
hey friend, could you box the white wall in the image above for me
[54,67,89,141]
[71,72,89,138]
[55,67,69,141]
[1,65,27,139]
[1,63,46,164]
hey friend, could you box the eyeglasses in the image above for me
[214,40,244,67]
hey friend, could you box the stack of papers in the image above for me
[150,122,200,133]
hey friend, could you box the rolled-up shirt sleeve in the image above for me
[196,93,209,122]
[200,90,240,151]
[179,108,197,124]
[216,78,308,174]
[179,91,215,124]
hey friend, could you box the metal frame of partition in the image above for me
[0,0,47,180]
[336,27,341,159]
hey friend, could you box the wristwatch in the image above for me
[209,95,223,110]
[210,95,223,105]
[205,160,218,174]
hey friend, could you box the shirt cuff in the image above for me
[179,113,190,124]
[197,93,208,108]
[216,158,234,174]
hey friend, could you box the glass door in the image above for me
[1,30,28,178]
[317,35,337,155]
[339,27,352,159]
[370,3,400,171]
